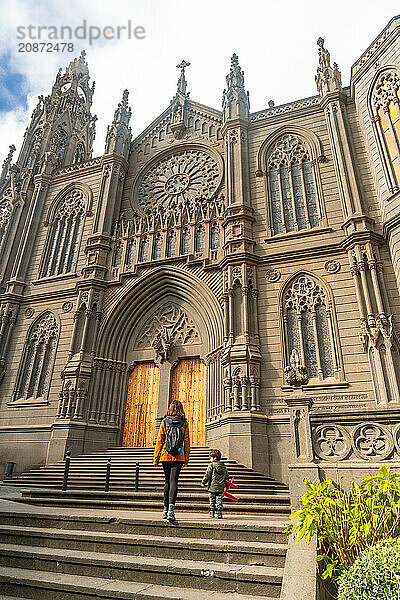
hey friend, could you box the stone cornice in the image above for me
[351,15,400,83]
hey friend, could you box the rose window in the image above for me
[137,149,220,211]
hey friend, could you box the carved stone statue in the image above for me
[284,349,309,387]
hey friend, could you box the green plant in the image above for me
[337,538,400,600]
[285,465,400,581]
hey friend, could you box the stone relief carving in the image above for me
[312,424,352,461]
[265,268,281,283]
[284,348,309,387]
[312,421,398,462]
[324,260,341,274]
[136,303,200,361]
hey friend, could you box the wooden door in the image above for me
[170,357,206,446]
[122,362,160,447]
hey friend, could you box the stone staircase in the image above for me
[0,505,288,599]
[3,447,291,515]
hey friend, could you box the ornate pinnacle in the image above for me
[316,37,342,96]
[317,37,331,70]
[1,144,16,182]
[222,53,249,121]
[113,89,132,126]
[176,60,190,96]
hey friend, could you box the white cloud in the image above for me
[0,0,399,161]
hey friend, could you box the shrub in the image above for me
[285,465,400,581]
[337,538,400,600]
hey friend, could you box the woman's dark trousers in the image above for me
[162,461,183,506]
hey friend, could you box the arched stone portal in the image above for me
[90,267,224,447]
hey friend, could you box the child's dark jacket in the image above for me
[201,461,228,494]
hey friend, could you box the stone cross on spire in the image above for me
[315,37,342,96]
[176,60,190,96]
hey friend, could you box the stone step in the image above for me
[0,524,287,567]
[0,543,283,596]
[18,488,290,503]
[0,511,287,543]
[14,497,291,516]
[0,567,278,600]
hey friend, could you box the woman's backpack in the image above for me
[164,417,185,456]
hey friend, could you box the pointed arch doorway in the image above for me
[170,357,206,447]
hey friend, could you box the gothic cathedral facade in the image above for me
[1,16,400,483]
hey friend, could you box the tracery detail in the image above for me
[373,71,400,188]
[14,312,58,402]
[137,149,220,212]
[283,274,337,381]
[137,303,200,361]
[267,135,320,235]
[41,190,85,277]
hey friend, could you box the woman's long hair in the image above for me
[165,400,186,419]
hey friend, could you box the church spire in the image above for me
[105,89,132,158]
[222,53,250,122]
[315,37,342,96]
[170,59,190,140]
[17,50,97,172]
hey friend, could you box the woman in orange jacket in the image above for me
[154,400,190,522]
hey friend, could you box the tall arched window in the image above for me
[210,223,220,250]
[166,231,176,257]
[283,274,339,381]
[13,312,58,402]
[125,239,136,265]
[181,228,191,254]
[267,134,320,235]
[195,225,205,253]
[52,126,68,162]
[0,201,13,251]
[139,237,149,262]
[41,190,85,278]
[113,243,123,267]
[372,71,400,190]
[153,234,163,259]
[73,142,85,164]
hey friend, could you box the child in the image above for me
[201,449,228,518]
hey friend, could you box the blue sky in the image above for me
[0,52,28,112]
[0,0,399,161]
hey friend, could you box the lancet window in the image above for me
[372,71,400,190]
[41,190,85,278]
[283,274,339,381]
[13,312,58,402]
[267,135,320,235]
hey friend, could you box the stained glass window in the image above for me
[41,191,85,277]
[181,228,191,255]
[139,237,149,262]
[166,231,176,257]
[113,243,123,267]
[153,234,163,259]
[268,135,320,235]
[284,274,337,381]
[373,73,400,187]
[126,240,136,265]
[210,223,220,250]
[14,312,58,402]
[195,226,205,253]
